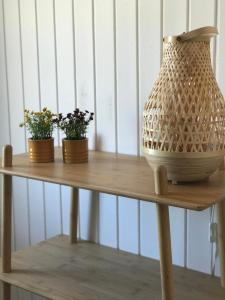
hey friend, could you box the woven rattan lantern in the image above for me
[143,26,225,182]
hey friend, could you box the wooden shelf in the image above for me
[0,235,223,300]
[0,148,225,210]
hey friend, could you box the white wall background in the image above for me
[0,2,225,299]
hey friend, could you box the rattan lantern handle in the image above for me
[178,26,218,42]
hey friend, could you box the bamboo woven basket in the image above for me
[143,26,225,182]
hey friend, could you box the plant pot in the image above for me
[28,138,54,163]
[62,138,88,164]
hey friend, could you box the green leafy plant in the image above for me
[20,107,55,140]
[53,108,94,140]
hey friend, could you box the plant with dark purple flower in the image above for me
[53,108,94,140]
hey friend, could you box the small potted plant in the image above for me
[20,108,55,163]
[53,108,94,163]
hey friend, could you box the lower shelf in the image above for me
[0,235,224,300]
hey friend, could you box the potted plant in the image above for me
[53,108,94,163]
[20,107,55,163]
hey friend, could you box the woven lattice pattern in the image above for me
[143,40,225,153]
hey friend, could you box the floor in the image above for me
[0,235,224,300]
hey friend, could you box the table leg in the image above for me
[1,282,11,300]
[217,200,225,287]
[69,187,79,244]
[1,145,13,273]
[157,203,175,300]
[153,165,175,300]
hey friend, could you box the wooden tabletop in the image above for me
[0,148,225,211]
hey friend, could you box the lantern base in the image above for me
[143,149,225,183]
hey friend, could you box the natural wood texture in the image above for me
[1,148,225,211]
[157,204,175,300]
[70,187,79,244]
[0,282,11,300]
[154,165,175,300]
[0,235,224,300]
[152,165,168,195]
[143,26,225,182]
[178,26,218,42]
[1,146,12,273]
[2,145,12,168]
[164,26,218,42]
[217,200,225,288]
[219,158,225,171]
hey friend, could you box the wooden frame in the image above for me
[1,145,12,273]
[1,282,10,300]
[1,145,225,300]
[70,187,79,244]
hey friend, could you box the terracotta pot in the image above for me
[28,138,54,163]
[62,138,88,163]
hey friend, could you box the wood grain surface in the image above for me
[0,235,224,300]
[0,148,225,210]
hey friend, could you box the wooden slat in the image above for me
[163,0,188,269]
[139,0,161,261]
[1,145,12,273]
[0,235,224,300]
[20,0,46,246]
[73,0,96,241]
[0,148,225,211]
[187,0,216,275]
[36,0,62,239]
[115,0,139,255]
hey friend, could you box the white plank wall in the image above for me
[187,0,217,274]
[139,0,161,261]
[0,4,224,299]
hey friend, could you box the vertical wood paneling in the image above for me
[217,0,225,94]
[138,0,161,260]
[12,177,29,249]
[116,0,138,254]
[116,0,138,156]
[3,0,25,153]
[189,0,215,28]
[94,0,116,152]
[54,0,77,236]
[163,0,187,267]
[54,0,75,114]
[94,0,117,247]
[163,0,187,36]
[215,0,224,277]
[74,0,96,149]
[187,0,216,274]
[0,0,10,148]
[28,180,45,244]
[20,0,45,245]
[74,0,97,241]
[36,0,62,238]
[44,183,61,238]
[3,0,29,250]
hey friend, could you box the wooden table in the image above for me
[0,145,225,300]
